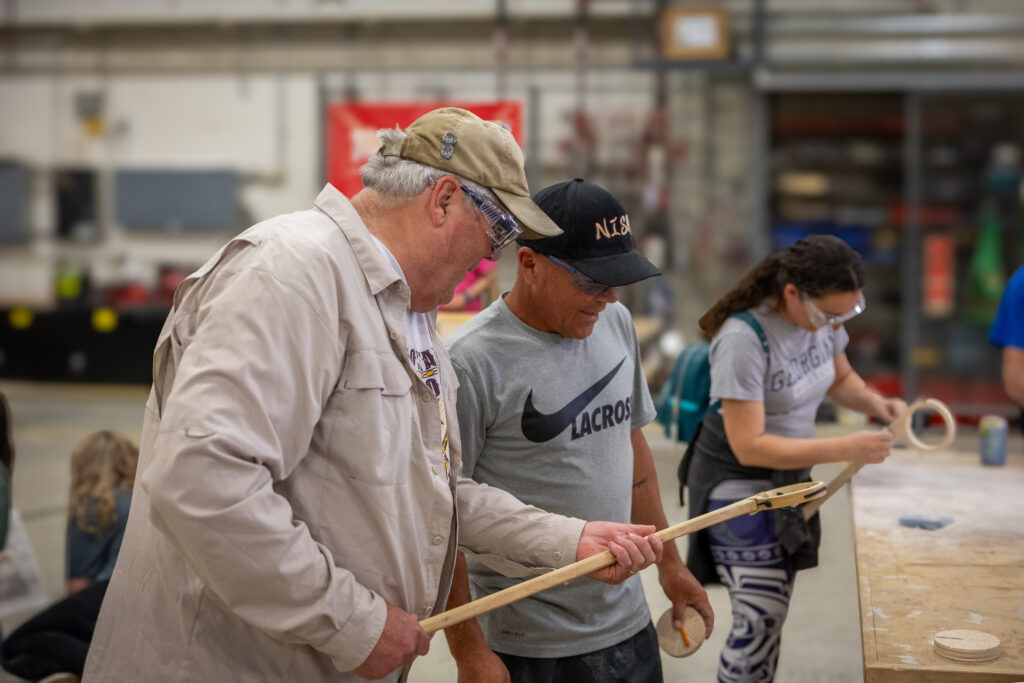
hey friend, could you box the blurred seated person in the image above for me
[0,391,14,556]
[0,431,137,683]
[0,390,13,643]
[441,259,498,312]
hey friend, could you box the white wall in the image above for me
[0,62,676,305]
[0,72,320,303]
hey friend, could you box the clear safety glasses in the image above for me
[461,186,522,255]
[801,291,866,329]
[547,256,613,297]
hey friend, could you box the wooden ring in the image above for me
[656,606,706,658]
[890,398,956,451]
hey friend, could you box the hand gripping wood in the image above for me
[802,398,955,520]
[420,481,826,634]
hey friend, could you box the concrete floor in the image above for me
[0,380,864,682]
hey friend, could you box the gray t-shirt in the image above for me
[446,297,656,658]
[709,302,849,439]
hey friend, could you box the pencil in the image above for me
[679,625,691,647]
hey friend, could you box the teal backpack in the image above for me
[655,312,769,444]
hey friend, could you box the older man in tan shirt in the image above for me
[83,108,664,683]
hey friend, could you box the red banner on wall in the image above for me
[326,102,523,198]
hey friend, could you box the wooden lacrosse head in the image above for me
[751,481,827,511]
[889,398,956,451]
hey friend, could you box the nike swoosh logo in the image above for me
[520,358,626,443]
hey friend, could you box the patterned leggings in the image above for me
[706,480,796,683]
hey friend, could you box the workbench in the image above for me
[851,445,1024,682]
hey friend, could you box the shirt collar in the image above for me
[314,183,404,297]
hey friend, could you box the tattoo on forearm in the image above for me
[633,477,649,489]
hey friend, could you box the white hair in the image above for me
[360,127,501,207]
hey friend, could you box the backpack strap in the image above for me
[677,311,773,505]
[706,311,771,415]
[731,311,770,366]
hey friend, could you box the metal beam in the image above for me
[902,92,921,403]
[738,13,1024,36]
[755,70,1024,92]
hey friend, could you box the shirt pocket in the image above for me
[342,350,412,395]
[320,349,414,486]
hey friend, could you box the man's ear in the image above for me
[428,176,461,227]
[518,246,540,283]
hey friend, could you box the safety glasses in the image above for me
[801,291,866,329]
[547,256,612,297]
[461,186,522,255]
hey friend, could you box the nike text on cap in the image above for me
[376,107,562,240]
[523,178,661,287]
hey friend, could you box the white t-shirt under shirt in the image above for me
[371,236,450,480]
[709,301,850,439]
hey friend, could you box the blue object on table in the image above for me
[979,415,1008,466]
[899,514,954,530]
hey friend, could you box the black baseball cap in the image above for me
[520,178,661,286]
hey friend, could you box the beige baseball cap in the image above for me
[377,107,562,239]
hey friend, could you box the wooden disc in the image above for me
[656,606,706,658]
[933,629,1001,662]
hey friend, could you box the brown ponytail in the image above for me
[698,234,864,339]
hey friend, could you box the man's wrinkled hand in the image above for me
[577,521,662,584]
[660,565,714,637]
[354,602,430,679]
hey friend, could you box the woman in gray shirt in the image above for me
[680,235,905,683]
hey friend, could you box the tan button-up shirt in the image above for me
[84,185,585,682]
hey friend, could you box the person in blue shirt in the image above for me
[990,265,1024,409]
[1,431,137,683]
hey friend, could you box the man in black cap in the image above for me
[444,179,714,682]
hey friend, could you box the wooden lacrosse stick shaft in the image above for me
[802,398,955,520]
[420,481,825,634]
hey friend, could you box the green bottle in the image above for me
[964,200,1005,325]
